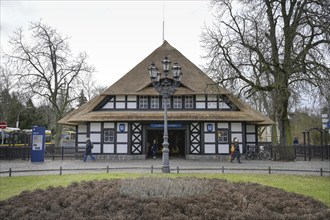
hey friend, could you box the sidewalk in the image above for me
[1,158,329,176]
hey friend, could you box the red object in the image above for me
[0,121,7,129]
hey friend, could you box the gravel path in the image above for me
[1,158,329,176]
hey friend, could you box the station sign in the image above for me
[31,126,45,162]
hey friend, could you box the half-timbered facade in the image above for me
[59,41,273,159]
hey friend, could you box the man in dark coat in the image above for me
[151,139,158,159]
[230,137,241,163]
[83,138,96,162]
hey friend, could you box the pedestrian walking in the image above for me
[151,140,158,159]
[230,137,241,163]
[83,138,96,162]
[293,137,299,146]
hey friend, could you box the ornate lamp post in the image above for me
[148,56,182,173]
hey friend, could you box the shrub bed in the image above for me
[0,177,329,219]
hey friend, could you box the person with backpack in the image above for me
[230,137,241,163]
[83,138,96,162]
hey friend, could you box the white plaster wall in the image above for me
[116,95,125,101]
[116,102,125,109]
[90,133,101,143]
[218,144,229,153]
[78,125,87,133]
[196,102,205,109]
[117,144,128,153]
[204,144,216,153]
[78,134,87,142]
[231,123,242,132]
[204,133,215,142]
[103,102,114,109]
[91,144,101,153]
[217,122,229,129]
[103,144,114,153]
[117,133,128,142]
[246,134,256,142]
[127,96,136,101]
[90,123,101,132]
[127,102,137,109]
[207,102,217,109]
[104,123,115,129]
[196,95,206,101]
[246,125,256,133]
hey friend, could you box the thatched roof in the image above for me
[102,40,230,96]
[58,41,273,126]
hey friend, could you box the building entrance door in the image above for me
[147,129,186,158]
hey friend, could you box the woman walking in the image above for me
[230,137,241,163]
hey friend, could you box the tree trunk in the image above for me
[275,85,295,160]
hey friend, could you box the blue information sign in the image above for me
[31,126,45,162]
[327,120,330,129]
[150,123,183,128]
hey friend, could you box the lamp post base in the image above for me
[162,146,170,173]
[162,165,170,173]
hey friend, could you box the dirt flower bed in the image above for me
[1,177,329,220]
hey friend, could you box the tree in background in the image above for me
[5,21,94,147]
[77,90,87,107]
[202,0,330,146]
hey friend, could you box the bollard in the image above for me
[177,166,179,174]
[151,165,153,173]
[60,166,62,175]
[9,168,12,177]
[222,166,224,174]
[61,146,64,160]
[320,168,323,176]
[107,165,109,173]
[268,166,271,174]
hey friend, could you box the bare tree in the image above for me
[202,0,330,145]
[5,21,94,147]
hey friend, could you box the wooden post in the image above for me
[60,166,62,175]
[151,165,153,173]
[222,166,224,174]
[268,166,271,174]
[9,168,12,177]
[107,165,109,173]
[177,166,179,174]
[320,168,323,176]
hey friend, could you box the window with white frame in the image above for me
[104,129,115,142]
[150,96,159,109]
[139,96,148,109]
[173,96,182,109]
[162,97,171,109]
[184,96,193,109]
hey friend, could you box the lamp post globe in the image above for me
[148,56,182,173]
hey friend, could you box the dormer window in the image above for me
[139,96,148,109]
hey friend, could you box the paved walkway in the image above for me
[1,157,329,177]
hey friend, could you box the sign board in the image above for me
[322,114,328,129]
[0,121,7,129]
[150,123,183,128]
[31,126,45,162]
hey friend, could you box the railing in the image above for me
[1,165,329,177]
[1,145,329,161]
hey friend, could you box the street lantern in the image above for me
[148,56,182,173]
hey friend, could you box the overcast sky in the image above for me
[1,0,214,87]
